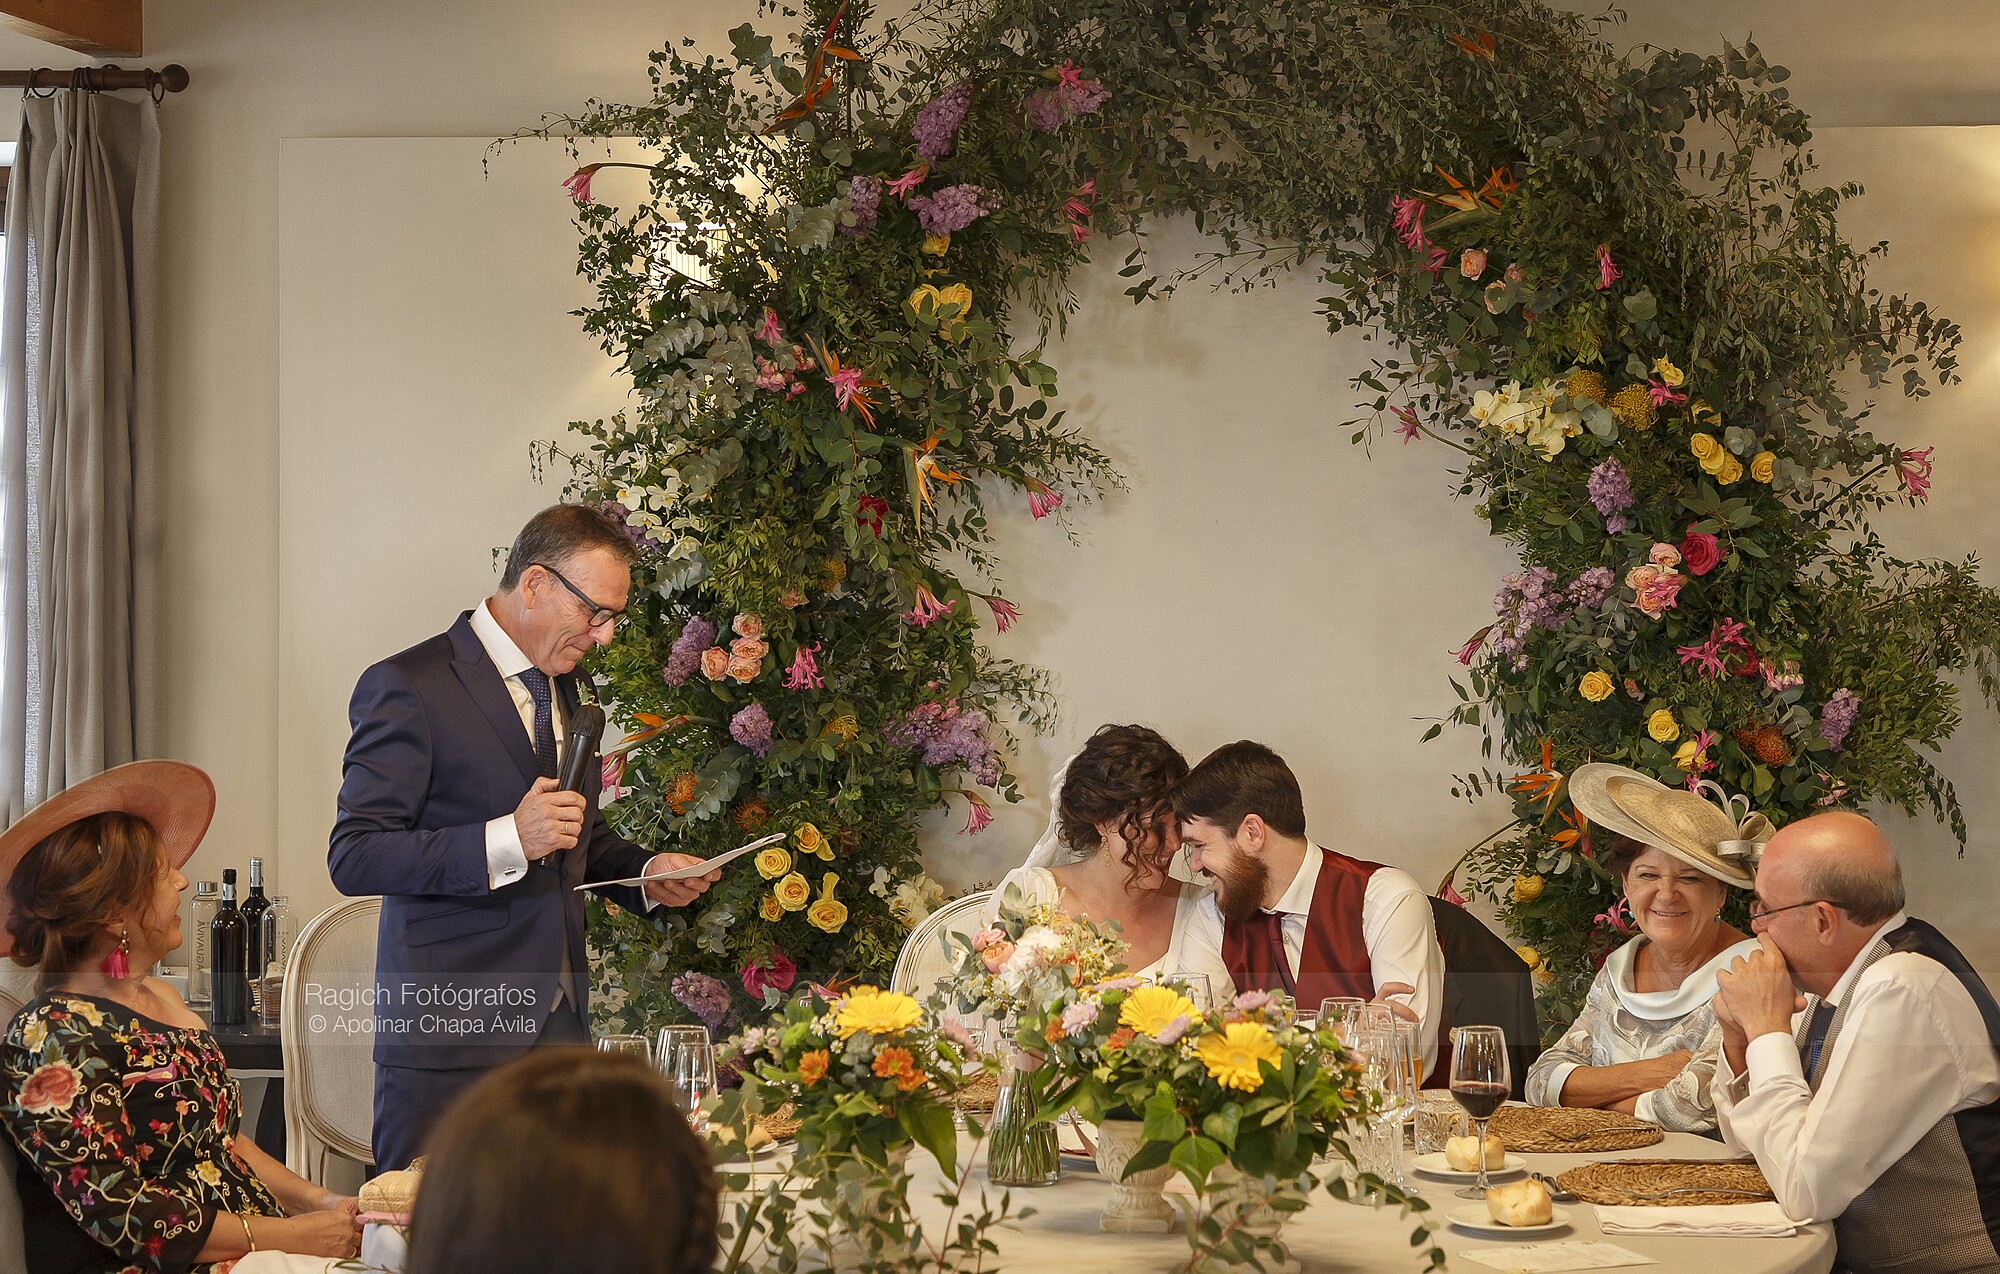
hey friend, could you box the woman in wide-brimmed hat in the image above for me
[0,761,362,1273]
[1523,763,1770,1133]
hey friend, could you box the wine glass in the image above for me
[655,1026,713,1126]
[1449,1025,1511,1199]
[595,1033,653,1066]
[1318,997,1365,1043]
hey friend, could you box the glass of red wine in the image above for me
[1448,1024,1511,1199]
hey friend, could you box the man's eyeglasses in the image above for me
[533,562,626,629]
[1748,897,1835,922]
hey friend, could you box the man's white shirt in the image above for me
[1177,846,1446,1072]
[1713,913,2000,1222]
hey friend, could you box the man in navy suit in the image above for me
[329,504,719,1170]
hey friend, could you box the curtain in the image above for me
[0,90,161,825]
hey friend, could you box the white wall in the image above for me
[52,0,2000,979]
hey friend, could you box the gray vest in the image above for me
[1803,919,2000,1274]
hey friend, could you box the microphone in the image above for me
[541,704,606,869]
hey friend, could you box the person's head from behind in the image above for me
[1172,741,1307,924]
[7,812,187,992]
[1057,725,1189,888]
[1751,810,1905,997]
[495,504,640,677]
[407,1048,717,1274]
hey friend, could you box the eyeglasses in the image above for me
[1748,897,1835,921]
[533,562,626,629]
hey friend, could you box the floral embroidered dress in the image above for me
[2,992,281,1274]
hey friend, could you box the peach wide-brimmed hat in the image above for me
[1567,762,1768,889]
[0,760,215,956]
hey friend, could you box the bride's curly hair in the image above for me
[1056,724,1189,889]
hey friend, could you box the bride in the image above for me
[985,724,1207,979]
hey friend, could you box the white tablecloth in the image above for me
[304,1129,1834,1274]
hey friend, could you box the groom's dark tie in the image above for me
[1249,911,1296,996]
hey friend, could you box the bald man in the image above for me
[1711,812,2000,1274]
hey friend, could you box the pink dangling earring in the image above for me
[101,929,131,980]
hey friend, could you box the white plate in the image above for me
[1446,1205,1570,1235]
[1410,1152,1527,1181]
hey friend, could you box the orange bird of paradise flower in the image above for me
[1424,164,1517,214]
[906,433,966,532]
[1450,28,1497,59]
[1508,737,1565,818]
[763,2,861,135]
[1551,807,1586,851]
[803,334,883,428]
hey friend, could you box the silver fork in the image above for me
[1551,1124,1656,1141]
[1617,1186,1775,1201]
[1529,1171,1577,1202]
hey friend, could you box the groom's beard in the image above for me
[1210,854,1270,926]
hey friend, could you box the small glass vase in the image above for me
[985,1060,1060,1186]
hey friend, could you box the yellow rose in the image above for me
[1717,453,1744,484]
[921,232,951,255]
[755,846,792,880]
[1652,356,1684,387]
[1673,738,1710,772]
[1514,945,1543,972]
[1579,671,1615,702]
[906,283,974,340]
[1119,985,1198,1038]
[1647,708,1680,743]
[795,822,833,861]
[806,873,848,933]
[1197,1021,1284,1092]
[1689,399,1720,427]
[1752,451,1776,483]
[1513,873,1544,903]
[760,895,784,922]
[1690,432,1728,475]
[774,872,812,911]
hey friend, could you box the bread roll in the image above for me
[359,1167,421,1214]
[1444,1133,1505,1172]
[1485,1178,1553,1227]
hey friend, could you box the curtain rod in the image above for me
[0,65,189,95]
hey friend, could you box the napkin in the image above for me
[1594,1202,1798,1237]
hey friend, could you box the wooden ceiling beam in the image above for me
[0,0,141,59]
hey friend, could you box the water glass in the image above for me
[1414,1091,1467,1156]
[1176,973,1213,1011]
[1360,1020,1419,1190]
[595,1033,653,1065]
[1318,997,1365,1043]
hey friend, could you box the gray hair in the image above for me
[1802,853,1905,927]
[499,504,636,590]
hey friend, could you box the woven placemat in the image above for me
[953,1072,999,1113]
[751,1106,801,1146]
[1486,1106,1665,1153]
[1557,1158,1772,1206]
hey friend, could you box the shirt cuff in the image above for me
[1538,1060,1581,1107]
[638,854,661,912]
[1633,1088,1659,1125]
[485,816,529,889]
[1743,1031,1803,1091]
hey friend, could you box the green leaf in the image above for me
[898,1100,958,1180]
[1169,1134,1226,1188]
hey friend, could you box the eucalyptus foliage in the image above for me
[538,0,1993,1038]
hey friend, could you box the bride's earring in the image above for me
[101,928,131,979]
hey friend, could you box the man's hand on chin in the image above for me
[641,853,721,908]
[1715,934,1808,1043]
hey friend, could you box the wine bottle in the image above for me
[241,857,273,980]
[211,869,249,1026]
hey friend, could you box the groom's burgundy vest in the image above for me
[1221,848,1382,1007]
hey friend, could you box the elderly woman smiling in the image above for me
[1524,764,1768,1132]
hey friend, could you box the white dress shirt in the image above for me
[1714,913,2000,1223]
[1176,846,1446,1073]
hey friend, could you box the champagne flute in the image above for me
[1449,1025,1511,1199]
[595,1033,653,1066]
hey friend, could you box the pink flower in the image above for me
[1898,447,1934,503]
[563,165,602,204]
[1421,246,1449,277]
[1028,482,1063,519]
[1648,379,1688,406]
[904,585,955,627]
[784,642,824,691]
[741,950,797,999]
[1064,178,1097,243]
[757,309,783,344]
[1680,529,1721,575]
[1624,563,1684,620]
[940,1016,974,1048]
[1154,1014,1193,1045]
[986,596,1020,632]
[962,793,994,835]
[886,165,929,199]
[1594,899,1637,936]
[1648,542,1683,569]
[1460,248,1488,278]
[17,1062,82,1114]
[1451,625,1491,666]
[1061,1000,1101,1037]
[970,927,1005,952]
[1439,880,1470,908]
[1595,243,1619,290]
[1392,404,1421,444]
[1389,195,1428,251]
[855,495,887,536]
[828,365,867,414]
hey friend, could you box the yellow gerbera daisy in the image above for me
[834,987,922,1040]
[1197,1022,1284,1092]
[1118,985,1198,1038]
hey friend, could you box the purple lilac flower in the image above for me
[663,616,718,687]
[1818,688,1860,751]
[1568,566,1615,610]
[729,702,775,756]
[598,500,664,550]
[1491,566,1573,672]
[911,81,974,161]
[881,699,1001,785]
[1057,73,1111,116]
[1586,458,1633,527]
[1023,88,1067,132]
[906,184,996,236]
[671,971,735,1031]
[842,175,882,237]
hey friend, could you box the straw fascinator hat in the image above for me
[0,760,215,956]
[1567,762,1771,889]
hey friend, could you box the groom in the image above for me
[1173,740,1446,1075]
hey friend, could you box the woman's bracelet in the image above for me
[237,1212,257,1252]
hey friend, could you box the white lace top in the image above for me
[983,865,1207,981]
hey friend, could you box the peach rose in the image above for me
[17,1061,82,1114]
[700,647,731,680]
[1648,542,1683,569]
[726,654,763,683]
[732,613,765,640]
[730,637,769,662]
[980,940,1017,975]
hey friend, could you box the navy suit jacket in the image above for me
[328,612,653,1069]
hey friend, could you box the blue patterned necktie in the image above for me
[517,667,560,780]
